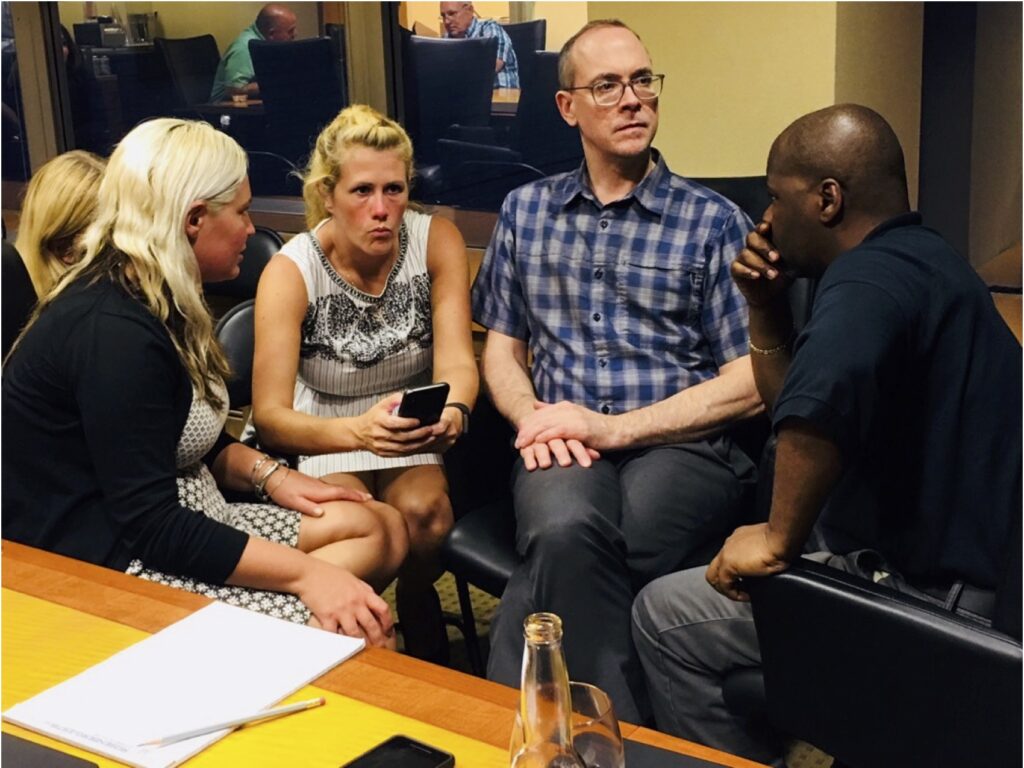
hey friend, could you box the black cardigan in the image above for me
[2,279,247,582]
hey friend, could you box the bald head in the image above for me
[256,4,297,41]
[769,104,909,219]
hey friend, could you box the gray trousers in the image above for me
[486,437,754,724]
[630,551,994,766]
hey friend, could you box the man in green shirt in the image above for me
[210,4,297,102]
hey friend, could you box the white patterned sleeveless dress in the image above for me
[283,209,442,476]
[126,380,311,624]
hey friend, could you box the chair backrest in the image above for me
[154,35,220,108]
[401,35,498,166]
[499,19,546,84]
[324,23,350,107]
[514,50,582,174]
[1,242,37,361]
[214,298,256,410]
[204,226,284,301]
[249,37,347,166]
[499,19,546,58]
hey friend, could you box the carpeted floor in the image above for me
[384,572,833,768]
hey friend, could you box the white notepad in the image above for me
[2,601,364,768]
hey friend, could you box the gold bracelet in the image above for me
[749,336,792,356]
[264,467,290,501]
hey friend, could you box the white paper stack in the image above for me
[3,601,364,768]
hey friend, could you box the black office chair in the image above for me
[441,394,519,675]
[325,23,350,107]
[690,175,771,225]
[401,35,498,173]
[154,35,220,110]
[249,37,347,168]
[744,514,1022,768]
[214,298,256,418]
[203,225,283,302]
[435,51,582,208]
[499,19,546,83]
[1,242,37,361]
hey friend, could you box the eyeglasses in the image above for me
[563,74,665,107]
[439,5,470,21]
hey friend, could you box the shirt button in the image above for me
[592,312,601,322]
[600,220,609,230]
[601,405,611,414]
[594,268,604,279]
[599,358,607,367]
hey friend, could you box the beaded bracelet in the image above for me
[749,336,792,356]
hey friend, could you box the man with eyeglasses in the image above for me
[472,20,761,723]
[439,2,519,89]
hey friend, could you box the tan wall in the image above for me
[969,2,1023,266]
[590,2,837,177]
[57,2,320,55]
[835,2,923,208]
[534,2,588,52]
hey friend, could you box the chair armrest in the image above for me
[747,559,1022,768]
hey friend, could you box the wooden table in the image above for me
[192,99,267,118]
[1,542,765,767]
[491,88,520,116]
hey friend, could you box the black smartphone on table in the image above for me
[396,382,450,426]
[340,735,455,767]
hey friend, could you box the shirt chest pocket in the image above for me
[615,251,704,336]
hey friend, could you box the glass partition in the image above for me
[52,1,349,197]
[396,2,588,212]
[2,3,31,182]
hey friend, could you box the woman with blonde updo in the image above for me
[15,149,105,297]
[3,118,406,644]
[252,105,478,661]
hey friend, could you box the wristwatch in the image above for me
[444,402,471,435]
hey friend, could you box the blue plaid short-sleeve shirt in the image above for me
[447,17,520,89]
[471,153,752,414]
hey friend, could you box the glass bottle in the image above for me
[510,612,585,768]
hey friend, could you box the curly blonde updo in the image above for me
[302,104,414,229]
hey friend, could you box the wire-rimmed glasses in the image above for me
[563,74,665,107]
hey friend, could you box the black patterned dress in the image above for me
[126,381,311,624]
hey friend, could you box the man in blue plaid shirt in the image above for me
[471,20,763,722]
[440,2,520,89]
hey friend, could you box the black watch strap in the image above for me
[445,402,471,434]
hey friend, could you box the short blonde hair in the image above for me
[302,104,414,229]
[15,150,105,297]
[37,119,247,407]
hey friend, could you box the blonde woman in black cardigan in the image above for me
[2,118,407,645]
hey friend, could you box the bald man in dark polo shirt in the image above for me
[632,104,1022,766]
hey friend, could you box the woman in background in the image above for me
[2,118,406,643]
[15,149,105,297]
[252,105,478,661]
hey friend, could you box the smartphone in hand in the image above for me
[340,735,455,767]
[395,382,450,426]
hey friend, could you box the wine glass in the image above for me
[509,681,625,768]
